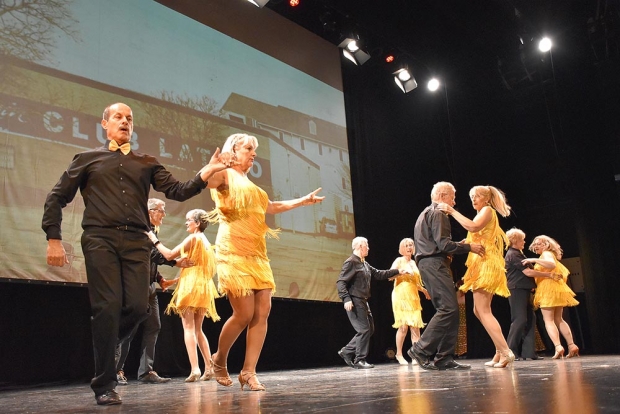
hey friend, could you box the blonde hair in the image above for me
[222,133,259,172]
[505,228,525,248]
[470,185,511,217]
[398,238,415,256]
[529,235,563,259]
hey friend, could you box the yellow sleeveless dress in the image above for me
[532,255,579,308]
[209,169,279,297]
[391,257,425,328]
[459,208,510,297]
[165,233,220,321]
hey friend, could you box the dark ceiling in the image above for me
[266,0,614,99]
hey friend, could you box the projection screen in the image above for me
[0,0,353,302]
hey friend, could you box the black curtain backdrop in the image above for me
[339,18,620,360]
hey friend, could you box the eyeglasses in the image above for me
[149,208,166,215]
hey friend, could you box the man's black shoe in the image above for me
[353,360,374,369]
[407,347,438,371]
[139,371,171,383]
[436,360,471,370]
[338,349,354,368]
[96,389,122,406]
[529,355,545,360]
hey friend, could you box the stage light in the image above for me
[289,0,300,6]
[247,0,270,8]
[393,68,417,93]
[338,38,371,66]
[538,37,552,52]
[427,78,440,91]
[385,54,395,63]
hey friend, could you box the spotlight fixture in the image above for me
[427,78,440,91]
[338,37,371,66]
[247,0,270,8]
[289,0,300,6]
[393,68,418,93]
[538,37,552,52]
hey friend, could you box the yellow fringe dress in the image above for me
[391,257,425,329]
[532,255,579,309]
[165,233,220,321]
[459,208,510,297]
[209,169,279,297]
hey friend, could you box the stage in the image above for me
[1,356,618,413]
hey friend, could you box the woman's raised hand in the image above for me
[436,203,453,215]
[303,188,325,205]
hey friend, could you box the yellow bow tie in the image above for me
[109,140,131,155]
[153,226,160,234]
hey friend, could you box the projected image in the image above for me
[0,0,353,302]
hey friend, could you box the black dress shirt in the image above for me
[42,142,207,240]
[336,254,399,302]
[413,202,471,262]
[505,247,536,290]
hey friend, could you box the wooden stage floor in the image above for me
[1,356,619,413]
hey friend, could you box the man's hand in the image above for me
[46,239,68,267]
[159,278,178,291]
[550,272,562,281]
[469,243,485,256]
[175,257,194,268]
[344,301,353,311]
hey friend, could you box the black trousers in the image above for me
[342,296,374,363]
[415,256,459,364]
[116,285,161,379]
[82,228,150,396]
[507,288,536,358]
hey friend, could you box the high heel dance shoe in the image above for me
[552,344,565,359]
[395,355,408,365]
[200,363,214,381]
[494,350,515,368]
[239,370,266,391]
[567,343,580,358]
[212,355,233,387]
[485,350,501,367]
[185,371,201,382]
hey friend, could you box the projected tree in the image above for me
[142,91,225,146]
[0,0,80,107]
[0,0,78,63]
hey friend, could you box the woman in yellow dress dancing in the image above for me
[438,185,514,368]
[206,133,323,391]
[148,209,220,382]
[390,238,430,364]
[524,235,579,359]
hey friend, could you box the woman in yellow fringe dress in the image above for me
[148,209,220,382]
[390,238,430,365]
[438,185,515,368]
[524,235,579,359]
[206,133,324,391]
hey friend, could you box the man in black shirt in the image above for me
[336,237,405,369]
[115,198,191,385]
[42,103,226,405]
[505,228,555,361]
[408,182,484,370]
